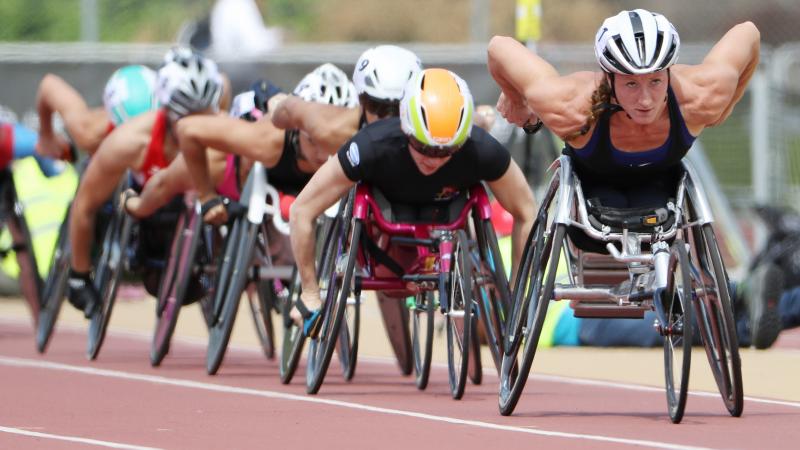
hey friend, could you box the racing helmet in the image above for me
[353,45,422,103]
[103,65,158,125]
[595,9,680,75]
[292,63,358,107]
[156,47,223,120]
[400,68,474,150]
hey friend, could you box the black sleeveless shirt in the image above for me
[265,130,313,196]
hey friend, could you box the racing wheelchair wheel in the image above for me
[279,269,305,384]
[36,209,70,353]
[470,213,512,375]
[306,191,359,395]
[498,173,562,416]
[410,291,435,390]
[206,210,257,375]
[0,174,43,325]
[662,239,693,424]
[279,213,339,385]
[87,180,134,360]
[443,229,474,400]
[689,222,743,417]
[248,279,277,360]
[151,199,202,366]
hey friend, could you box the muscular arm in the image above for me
[486,160,536,282]
[487,35,597,139]
[126,150,228,218]
[289,158,355,297]
[36,73,109,156]
[69,121,149,271]
[271,96,360,156]
[679,22,760,128]
[176,114,283,202]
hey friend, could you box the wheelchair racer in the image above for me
[487,9,759,210]
[177,63,358,227]
[288,68,536,334]
[121,78,283,220]
[271,45,424,364]
[66,48,226,317]
[35,65,159,159]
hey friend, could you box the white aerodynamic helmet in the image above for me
[292,63,358,108]
[353,45,422,103]
[157,47,223,120]
[594,9,680,75]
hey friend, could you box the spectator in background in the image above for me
[210,0,282,58]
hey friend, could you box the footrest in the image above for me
[570,300,648,319]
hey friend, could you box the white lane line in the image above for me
[3,316,799,409]
[0,426,162,450]
[0,356,710,450]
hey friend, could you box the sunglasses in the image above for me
[408,135,461,159]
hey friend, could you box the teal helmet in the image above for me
[103,65,158,125]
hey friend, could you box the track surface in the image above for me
[2,297,800,450]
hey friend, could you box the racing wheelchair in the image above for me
[202,161,296,375]
[302,182,511,398]
[37,172,184,360]
[498,155,743,423]
[0,166,42,324]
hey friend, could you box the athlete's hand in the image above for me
[120,188,145,219]
[266,93,288,114]
[199,193,229,226]
[290,289,323,325]
[496,92,537,128]
[36,132,70,159]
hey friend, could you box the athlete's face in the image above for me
[613,72,669,125]
[408,143,452,175]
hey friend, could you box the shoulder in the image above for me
[670,65,738,127]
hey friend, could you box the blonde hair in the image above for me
[563,76,613,142]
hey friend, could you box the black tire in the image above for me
[1,177,43,324]
[377,292,412,375]
[36,211,70,353]
[444,229,473,400]
[279,214,338,385]
[150,203,201,366]
[471,216,510,375]
[410,292,434,390]
[279,270,305,384]
[498,168,563,416]
[87,187,134,360]
[467,313,482,385]
[248,279,276,360]
[336,287,360,381]
[690,223,743,417]
[206,216,257,375]
[306,211,360,394]
[663,240,693,424]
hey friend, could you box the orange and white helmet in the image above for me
[400,68,474,152]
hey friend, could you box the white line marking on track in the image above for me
[0,425,162,450]
[2,316,799,409]
[0,355,712,450]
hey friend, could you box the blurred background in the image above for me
[1,0,800,289]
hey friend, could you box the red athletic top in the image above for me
[138,109,169,185]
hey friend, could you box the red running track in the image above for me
[1,318,799,450]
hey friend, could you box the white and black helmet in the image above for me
[157,47,223,120]
[292,63,358,108]
[353,45,422,103]
[595,9,680,75]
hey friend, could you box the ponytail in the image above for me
[563,75,613,142]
